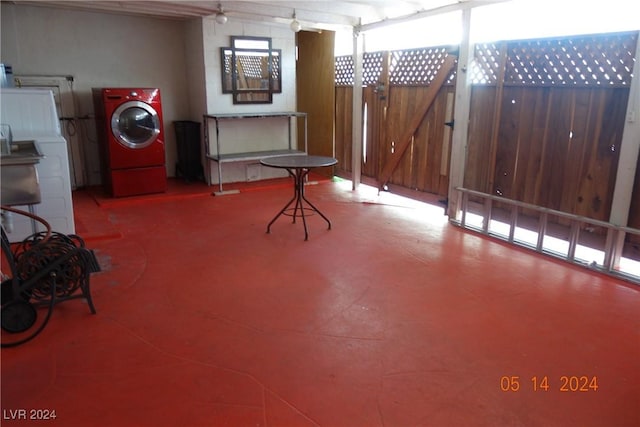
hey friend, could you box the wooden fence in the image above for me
[335,31,639,239]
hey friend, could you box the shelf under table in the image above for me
[203,112,308,194]
[206,149,305,163]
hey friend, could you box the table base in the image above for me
[266,168,331,240]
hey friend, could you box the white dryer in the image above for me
[0,88,75,242]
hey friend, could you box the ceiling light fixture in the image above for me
[290,10,302,32]
[215,3,228,25]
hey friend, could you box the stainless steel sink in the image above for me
[1,140,45,206]
[1,140,44,165]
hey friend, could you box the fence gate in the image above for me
[335,47,457,198]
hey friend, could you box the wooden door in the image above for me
[296,30,336,176]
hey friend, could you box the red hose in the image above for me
[0,205,52,243]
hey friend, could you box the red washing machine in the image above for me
[93,88,167,197]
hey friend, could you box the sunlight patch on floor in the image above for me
[335,180,448,226]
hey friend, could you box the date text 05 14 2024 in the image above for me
[500,376,598,392]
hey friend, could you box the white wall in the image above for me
[202,17,297,114]
[1,3,191,184]
[200,17,299,185]
[184,18,207,123]
[1,3,301,188]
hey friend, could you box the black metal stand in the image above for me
[266,167,331,240]
[1,206,100,347]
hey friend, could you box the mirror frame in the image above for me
[220,36,282,104]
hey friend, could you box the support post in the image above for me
[607,36,640,269]
[351,28,364,190]
[447,8,474,220]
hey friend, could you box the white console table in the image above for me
[203,112,307,193]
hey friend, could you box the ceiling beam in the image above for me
[220,1,359,28]
[10,0,204,19]
[262,1,384,22]
[7,0,506,29]
[358,0,510,32]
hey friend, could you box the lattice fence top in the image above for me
[337,31,638,88]
[469,44,501,85]
[336,54,386,86]
[335,46,455,86]
[363,52,384,86]
[389,47,455,85]
[335,55,354,86]
[471,32,638,87]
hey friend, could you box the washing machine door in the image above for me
[111,101,161,149]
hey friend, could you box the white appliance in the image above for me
[0,88,75,242]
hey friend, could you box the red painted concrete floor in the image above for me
[1,178,639,426]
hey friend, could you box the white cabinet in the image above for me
[5,137,76,242]
[1,89,75,242]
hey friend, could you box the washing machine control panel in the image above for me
[126,89,159,103]
[102,88,160,103]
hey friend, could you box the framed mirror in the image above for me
[220,36,282,104]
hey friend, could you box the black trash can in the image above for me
[173,121,203,182]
